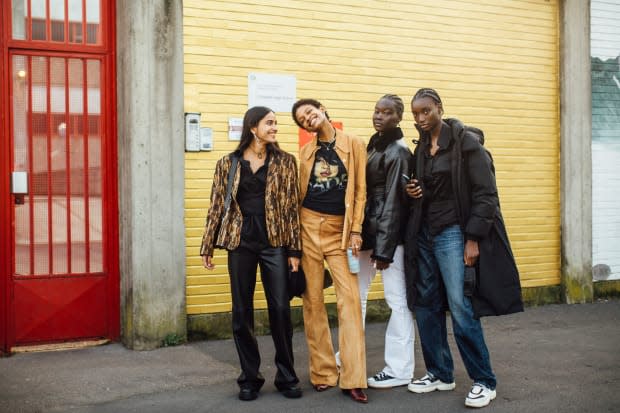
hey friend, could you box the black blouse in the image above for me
[420,122,459,235]
[236,155,270,248]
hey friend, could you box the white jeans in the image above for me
[358,245,415,380]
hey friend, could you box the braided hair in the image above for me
[412,88,442,105]
[379,94,404,119]
[411,88,444,144]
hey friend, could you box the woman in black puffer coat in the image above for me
[404,88,522,408]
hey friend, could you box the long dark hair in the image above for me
[237,106,281,154]
[291,98,331,129]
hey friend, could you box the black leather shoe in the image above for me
[279,385,302,398]
[342,388,368,403]
[238,388,258,401]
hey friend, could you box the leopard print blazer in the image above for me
[200,149,301,257]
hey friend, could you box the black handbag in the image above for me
[214,155,239,248]
[288,266,306,300]
[288,266,333,300]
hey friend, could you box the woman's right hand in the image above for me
[405,179,423,199]
[202,255,215,270]
[373,259,390,271]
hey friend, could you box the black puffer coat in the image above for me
[404,118,523,318]
[361,128,411,263]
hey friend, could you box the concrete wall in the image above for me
[560,0,593,303]
[116,0,186,349]
[591,0,620,281]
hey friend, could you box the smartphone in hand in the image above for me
[404,173,423,199]
[464,266,477,297]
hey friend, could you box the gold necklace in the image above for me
[250,145,265,159]
[318,129,337,151]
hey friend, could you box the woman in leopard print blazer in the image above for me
[200,106,302,401]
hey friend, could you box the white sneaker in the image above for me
[465,383,496,408]
[407,373,456,393]
[367,371,410,388]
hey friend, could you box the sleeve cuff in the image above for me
[287,249,302,258]
[465,233,480,242]
[371,254,393,264]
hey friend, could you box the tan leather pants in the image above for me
[300,207,367,389]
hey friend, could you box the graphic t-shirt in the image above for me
[302,144,348,215]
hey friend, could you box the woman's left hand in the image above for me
[349,233,362,257]
[288,257,300,272]
[464,239,479,267]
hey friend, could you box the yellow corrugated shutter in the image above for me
[184,0,560,314]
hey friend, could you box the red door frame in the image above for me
[0,1,119,353]
[1,2,9,355]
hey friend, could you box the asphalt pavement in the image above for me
[1,299,619,413]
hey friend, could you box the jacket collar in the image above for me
[438,122,452,149]
[367,127,404,152]
[417,121,452,150]
[334,128,349,153]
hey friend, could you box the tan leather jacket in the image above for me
[299,129,367,250]
[200,150,301,257]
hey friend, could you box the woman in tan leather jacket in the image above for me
[292,98,369,404]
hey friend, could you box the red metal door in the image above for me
[1,0,118,351]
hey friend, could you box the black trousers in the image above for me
[228,244,299,391]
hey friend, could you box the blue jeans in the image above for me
[414,224,496,389]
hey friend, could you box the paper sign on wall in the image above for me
[248,72,296,113]
[200,127,213,151]
[228,118,243,141]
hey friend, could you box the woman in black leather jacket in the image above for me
[358,94,417,389]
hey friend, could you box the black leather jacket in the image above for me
[361,128,412,263]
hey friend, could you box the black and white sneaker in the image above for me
[465,382,496,408]
[367,371,410,388]
[407,373,455,393]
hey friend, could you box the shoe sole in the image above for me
[368,379,411,389]
[465,390,497,408]
[281,391,302,399]
[407,382,456,393]
[238,393,258,401]
[342,389,368,403]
